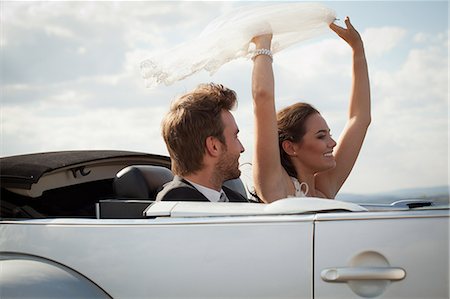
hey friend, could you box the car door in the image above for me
[1,215,316,299]
[314,210,449,299]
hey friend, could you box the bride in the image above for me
[250,17,371,202]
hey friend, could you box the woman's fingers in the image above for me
[345,17,357,33]
[330,16,362,47]
[344,16,351,27]
[329,22,346,38]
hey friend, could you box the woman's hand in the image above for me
[251,34,273,49]
[329,17,363,51]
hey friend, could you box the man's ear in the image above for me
[205,136,221,157]
[281,140,297,157]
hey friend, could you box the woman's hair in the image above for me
[277,102,320,178]
[161,83,237,176]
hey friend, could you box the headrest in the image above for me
[114,165,174,199]
[223,178,247,198]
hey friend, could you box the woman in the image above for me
[251,17,371,202]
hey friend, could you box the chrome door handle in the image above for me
[321,267,406,282]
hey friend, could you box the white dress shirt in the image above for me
[186,179,226,202]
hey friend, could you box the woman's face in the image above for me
[295,113,337,173]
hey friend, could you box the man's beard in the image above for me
[216,150,241,182]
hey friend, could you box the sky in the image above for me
[1,1,449,195]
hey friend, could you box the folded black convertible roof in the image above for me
[0,150,170,189]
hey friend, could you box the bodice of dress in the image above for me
[289,177,309,197]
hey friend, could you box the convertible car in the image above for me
[1,150,448,299]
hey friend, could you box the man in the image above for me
[156,83,248,202]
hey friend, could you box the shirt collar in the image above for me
[185,179,222,202]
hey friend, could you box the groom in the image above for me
[156,83,249,202]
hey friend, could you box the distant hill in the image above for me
[336,185,449,205]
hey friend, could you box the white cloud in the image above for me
[362,26,407,57]
[43,24,76,39]
[413,32,428,44]
[2,105,168,156]
[374,41,448,109]
[271,37,354,117]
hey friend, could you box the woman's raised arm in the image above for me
[251,34,291,202]
[317,17,371,198]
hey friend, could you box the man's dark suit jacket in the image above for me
[156,176,249,202]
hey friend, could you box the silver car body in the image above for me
[1,151,448,298]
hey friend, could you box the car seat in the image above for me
[113,165,174,199]
[114,165,249,200]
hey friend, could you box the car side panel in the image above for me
[0,216,314,299]
[314,212,449,299]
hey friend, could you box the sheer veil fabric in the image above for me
[140,2,336,88]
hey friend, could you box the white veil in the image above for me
[140,2,336,88]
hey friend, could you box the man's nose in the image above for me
[239,140,245,153]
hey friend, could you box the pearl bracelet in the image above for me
[251,48,273,61]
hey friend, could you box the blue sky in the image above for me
[1,1,448,195]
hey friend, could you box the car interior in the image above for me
[1,163,249,220]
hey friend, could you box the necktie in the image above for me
[219,191,229,202]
